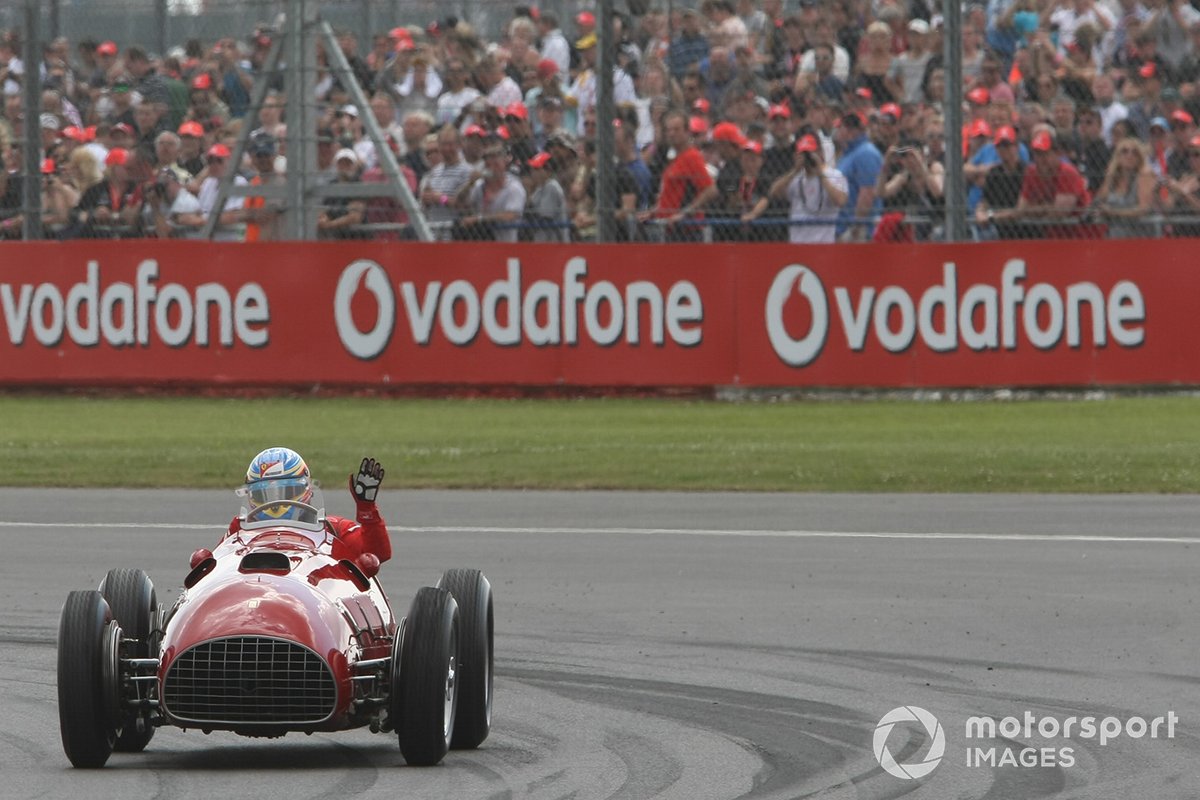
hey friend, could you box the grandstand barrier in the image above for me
[0,238,1192,390]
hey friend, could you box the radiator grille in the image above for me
[164,636,336,725]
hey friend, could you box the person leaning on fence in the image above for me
[1013,128,1093,239]
[834,111,882,242]
[1093,137,1158,239]
[974,125,1028,240]
[526,151,569,242]
[195,143,247,242]
[874,137,941,243]
[639,109,718,242]
[145,166,204,239]
[455,141,527,243]
[317,148,368,240]
[770,132,847,244]
[1165,134,1200,236]
[74,147,142,238]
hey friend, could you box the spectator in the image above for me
[769,133,847,243]
[241,132,285,242]
[835,111,883,241]
[394,52,441,120]
[711,121,748,241]
[145,166,204,239]
[74,147,142,238]
[176,121,206,176]
[478,56,522,109]
[400,110,435,180]
[526,151,569,242]
[1093,137,1158,238]
[565,32,636,137]
[730,140,773,239]
[975,125,1029,239]
[875,137,941,242]
[186,72,230,130]
[640,110,718,242]
[419,125,474,236]
[457,142,527,242]
[1014,128,1092,238]
[195,143,247,241]
[318,148,368,239]
[1166,133,1200,234]
[1075,106,1113,192]
[853,21,897,104]
[537,11,571,82]
[669,9,711,79]
[42,158,80,236]
[888,20,933,105]
[435,58,481,129]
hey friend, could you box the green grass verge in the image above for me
[5,395,1200,492]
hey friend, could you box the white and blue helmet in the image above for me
[244,447,313,519]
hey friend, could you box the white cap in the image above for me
[39,113,61,130]
[334,147,359,164]
[339,104,359,118]
[907,18,930,34]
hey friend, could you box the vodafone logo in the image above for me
[764,260,1145,368]
[334,259,396,360]
[765,265,828,367]
[874,706,946,780]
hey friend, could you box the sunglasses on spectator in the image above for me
[206,156,226,164]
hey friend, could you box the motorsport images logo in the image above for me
[873,706,946,779]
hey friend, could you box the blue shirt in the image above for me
[836,135,883,235]
[967,142,1030,213]
[669,33,710,78]
[624,158,653,209]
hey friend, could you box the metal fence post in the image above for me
[942,0,965,242]
[21,0,42,241]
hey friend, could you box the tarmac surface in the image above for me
[4,488,1200,799]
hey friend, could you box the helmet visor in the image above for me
[245,476,312,507]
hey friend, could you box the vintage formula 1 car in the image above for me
[56,489,493,768]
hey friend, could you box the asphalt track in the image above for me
[4,489,1200,799]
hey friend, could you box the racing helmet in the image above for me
[243,446,314,520]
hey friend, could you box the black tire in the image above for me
[394,587,459,766]
[437,568,493,749]
[58,590,118,768]
[100,568,157,752]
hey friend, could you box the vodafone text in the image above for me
[0,260,269,348]
[335,257,704,359]
[766,259,1145,367]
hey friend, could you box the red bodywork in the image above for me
[156,520,396,734]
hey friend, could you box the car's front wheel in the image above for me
[58,590,120,768]
[100,568,157,752]
[394,587,459,766]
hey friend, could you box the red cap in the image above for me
[463,124,488,138]
[84,125,97,142]
[966,86,990,105]
[795,134,819,153]
[537,58,559,79]
[389,26,409,39]
[711,121,745,144]
[688,116,709,135]
[854,87,872,100]
[40,158,56,175]
[1190,134,1200,149]
[395,38,416,52]
[742,140,763,155]
[111,122,134,136]
[177,121,205,137]
[768,103,791,120]
[97,41,118,56]
[878,102,902,121]
[495,124,510,140]
[105,148,128,167]
[576,11,595,26]
[1030,129,1054,151]
[1139,61,1157,79]
[60,125,86,142]
[968,118,992,138]
[191,73,213,90]
[1171,109,1195,126]
[206,143,231,159]
[504,102,529,121]
[528,152,552,169]
[993,124,1017,145]
[692,97,711,115]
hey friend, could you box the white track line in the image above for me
[0,520,1195,543]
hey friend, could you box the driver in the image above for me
[228,446,392,563]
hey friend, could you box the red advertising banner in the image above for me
[0,239,1192,388]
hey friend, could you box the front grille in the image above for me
[164,636,336,725]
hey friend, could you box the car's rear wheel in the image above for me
[100,568,157,752]
[394,587,459,766]
[437,568,493,749]
[58,590,120,768]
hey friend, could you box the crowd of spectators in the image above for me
[3,0,1200,242]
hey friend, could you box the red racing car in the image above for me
[56,487,493,768]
